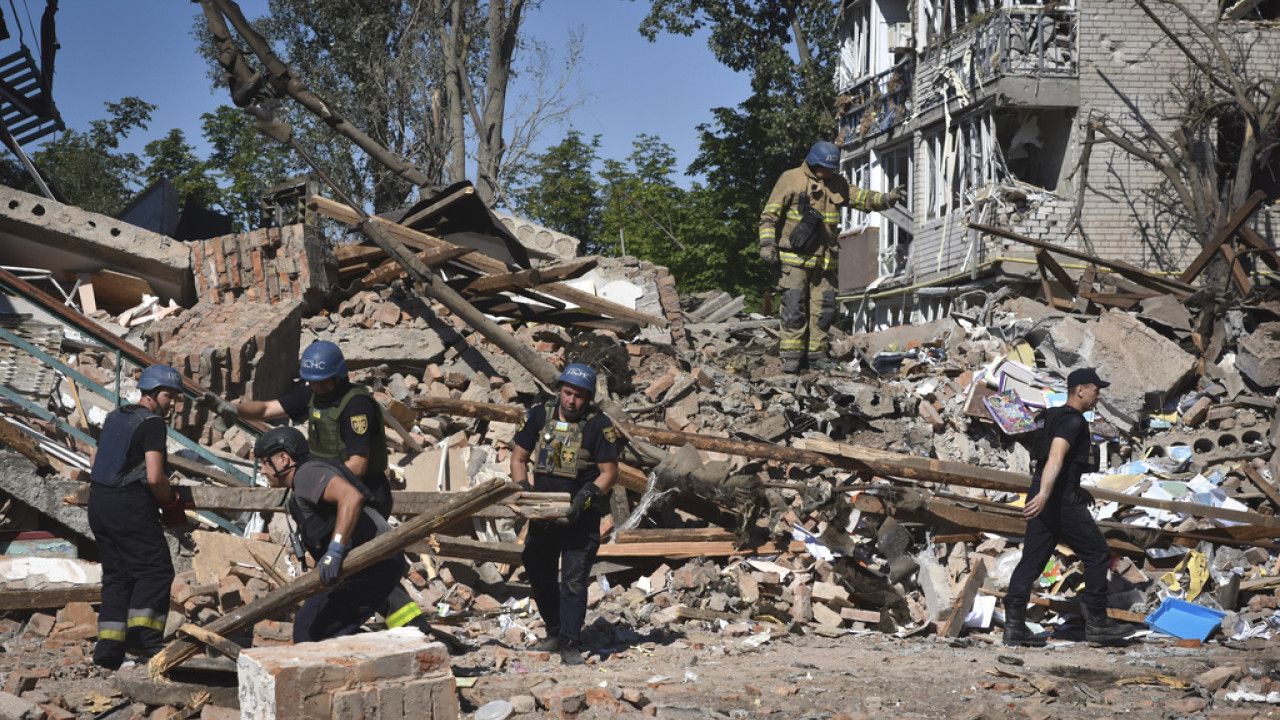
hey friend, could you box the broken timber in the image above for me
[413,396,1280,533]
[148,477,514,675]
[66,485,568,521]
[309,196,666,330]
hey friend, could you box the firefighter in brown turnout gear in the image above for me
[759,141,905,373]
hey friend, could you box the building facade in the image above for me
[834,0,1280,330]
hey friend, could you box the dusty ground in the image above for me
[4,613,1274,719]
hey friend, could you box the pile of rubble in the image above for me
[2,183,1280,717]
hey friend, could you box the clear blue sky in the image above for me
[41,0,749,188]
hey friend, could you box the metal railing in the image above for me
[921,9,1078,112]
[839,58,915,143]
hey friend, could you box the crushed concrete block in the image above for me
[1236,322,1280,388]
[0,691,44,720]
[1038,311,1196,430]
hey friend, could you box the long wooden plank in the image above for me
[65,484,568,520]
[1179,190,1267,283]
[459,259,598,296]
[150,478,514,674]
[0,585,101,610]
[309,196,667,328]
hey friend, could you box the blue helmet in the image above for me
[138,364,183,393]
[557,363,597,396]
[805,141,839,169]
[299,341,347,382]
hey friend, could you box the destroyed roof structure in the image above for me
[832,0,1280,330]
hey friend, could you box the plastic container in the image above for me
[1144,598,1227,641]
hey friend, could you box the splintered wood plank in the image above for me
[938,558,987,638]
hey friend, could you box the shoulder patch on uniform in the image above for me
[349,414,369,435]
[602,425,618,444]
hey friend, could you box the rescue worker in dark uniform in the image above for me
[226,341,434,636]
[231,341,392,516]
[1003,368,1134,647]
[511,363,622,666]
[759,141,905,373]
[89,364,190,669]
[254,426,410,643]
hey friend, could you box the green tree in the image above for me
[141,128,220,210]
[17,98,157,216]
[200,106,297,231]
[511,130,604,250]
[630,0,840,308]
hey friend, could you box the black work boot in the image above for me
[781,356,804,374]
[532,636,560,653]
[559,641,585,666]
[808,353,835,372]
[1081,605,1134,645]
[1002,605,1046,648]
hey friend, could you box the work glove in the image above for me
[159,494,193,528]
[759,243,778,264]
[515,478,532,492]
[198,391,239,431]
[556,483,604,526]
[318,540,349,586]
[885,185,907,208]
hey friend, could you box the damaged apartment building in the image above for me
[831,0,1280,330]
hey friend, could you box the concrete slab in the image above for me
[1037,310,1197,431]
[0,186,194,306]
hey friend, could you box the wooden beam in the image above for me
[968,222,1196,297]
[149,478,515,674]
[354,245,475,290]
[939,558,987,638]
[459,259,598,296]
[0,585,100,610]
[1219,243,1252,296]
[1179,190,1267,283]
[1235,226,1280,272]
[1237,463,1280,514]
[309,196,667,328]
[0,414,50,470]
[177,623,241,661]
[65,484,568,520]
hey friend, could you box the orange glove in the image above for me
[160,494,193,527]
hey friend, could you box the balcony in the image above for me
[920,9,1078,113]
[838,57,914,144]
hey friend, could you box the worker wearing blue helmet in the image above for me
[759,140,906,373]
[232,341,392,518]
[89,364,190,669]
[510,362,622,666]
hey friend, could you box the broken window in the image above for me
[843,146,914,278]
[994,108,1075,192]
[924,111,1007,220]
[839,0,912,89]
[1217,113,1280,203]
[1223,0,1280,20]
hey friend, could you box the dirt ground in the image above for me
[4,613,1276,720]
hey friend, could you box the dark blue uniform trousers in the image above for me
[293,554,406,643]
[1005,486,1112,614]
[88,482,174,665]
[522,516,601,646]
